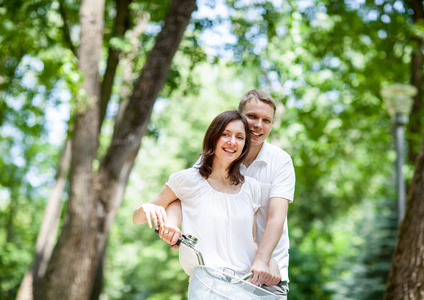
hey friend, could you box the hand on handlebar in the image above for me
[249,259,281,286]
[158,223,182,249]
[266,259,282,286]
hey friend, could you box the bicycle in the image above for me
[157,230,279,299]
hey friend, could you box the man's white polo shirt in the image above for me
[241,141,295,281]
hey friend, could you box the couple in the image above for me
[133,89,295,299]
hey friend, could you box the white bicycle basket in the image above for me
[189,265,277,300]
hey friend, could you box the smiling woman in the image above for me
[133,110,280,291]
[197,110,251,189]
[210,120,247,191]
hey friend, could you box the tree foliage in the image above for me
[0,0,422,299]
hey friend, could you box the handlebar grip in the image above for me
[155,229,183,246]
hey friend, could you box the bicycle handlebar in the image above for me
[155,229,205,265]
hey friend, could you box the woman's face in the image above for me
[214,120,246,165]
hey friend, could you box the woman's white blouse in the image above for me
[166,168,261,278]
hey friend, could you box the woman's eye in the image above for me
[237,136,244,140]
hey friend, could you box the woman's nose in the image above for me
[227,135,236,145]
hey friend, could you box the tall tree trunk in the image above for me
[384,136,424,298]
[35,0,105,298]
[34,0,196,299]
[385,1,424,298]
[16,139,71,300]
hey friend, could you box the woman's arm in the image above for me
[132,185,178,229]
[158,200,182,248]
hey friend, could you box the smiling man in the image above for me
[238,89,295,299]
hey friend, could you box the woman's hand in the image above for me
[158,223,182,249]
[140,203,167,230]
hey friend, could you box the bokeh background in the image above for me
[1,0,423,299]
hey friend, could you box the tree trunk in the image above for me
[33,0,196,299]
[16,139,71,300]
[406,0,423,166]
[385,136,424,298]
[384,2,424,298]
[35,0,105,298]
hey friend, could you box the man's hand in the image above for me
[250,258,281,286]
[249,259,272,286]
[265,259,282,286]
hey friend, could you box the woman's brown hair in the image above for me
[197,110,251,185]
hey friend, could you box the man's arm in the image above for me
[250,197,289,286]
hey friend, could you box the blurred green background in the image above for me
[1,0,422,299]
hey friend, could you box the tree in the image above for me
[1,0,421,298]
[383,0,424,298]
[11,0,197,299]
[385,138,424,298]
[407,0,424,164]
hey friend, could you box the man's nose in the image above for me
[254,119,262,128]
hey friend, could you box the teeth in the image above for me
[224,149,236,153]
[251,131,261,136]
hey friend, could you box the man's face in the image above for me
[241,99,274,147]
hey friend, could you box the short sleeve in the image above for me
[270,157,295,203]
[166,172,184,199]
[165,168,202,200]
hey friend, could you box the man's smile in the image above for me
[251,130,262,137]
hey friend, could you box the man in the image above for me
[156,89,295,298]
[238,89,295,298]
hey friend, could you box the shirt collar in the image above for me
[254,141,269,164]
[242,141,269,169]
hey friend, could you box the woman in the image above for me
[133,110,274,281]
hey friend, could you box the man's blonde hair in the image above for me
[238,89,277,116]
